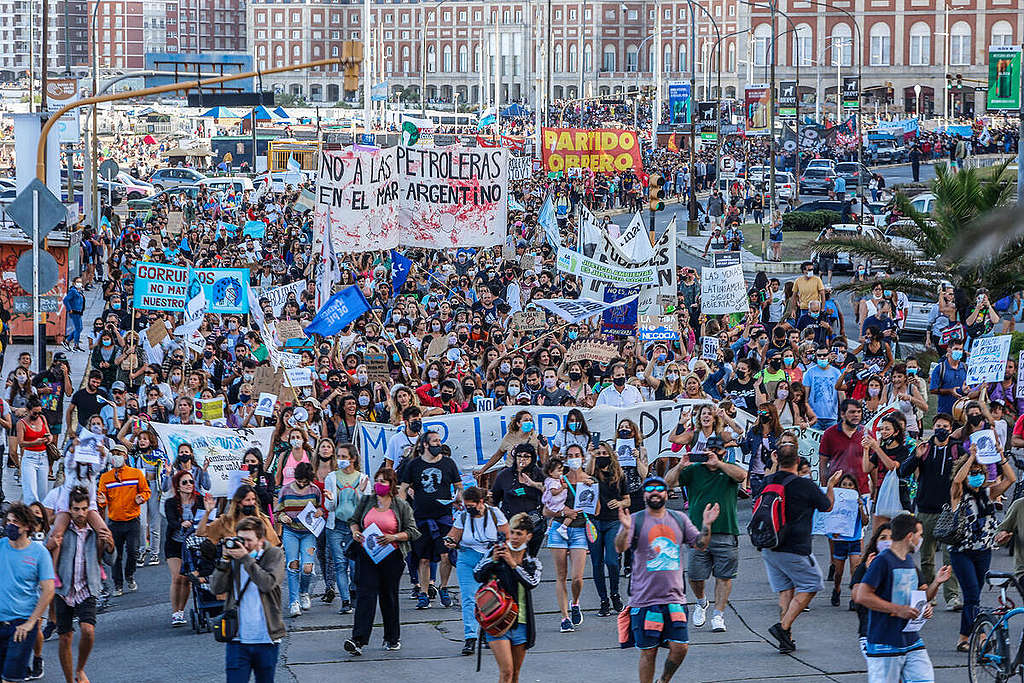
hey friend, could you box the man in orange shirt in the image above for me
[97,444,150,596]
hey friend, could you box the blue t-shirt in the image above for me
[0,540,55,621]
[862,549,926,656]
[802,364,842,420]
[929,359,968,415]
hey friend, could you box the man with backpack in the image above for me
[751,443,843,653]
[614,476,718,683]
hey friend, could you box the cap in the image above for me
[705,436,726,451]
[111,381,127,391]
[643,475,668,488]
[302,396,322,409]
[110,444,128,455]
[53,352,68,362]
[515,392,532,402]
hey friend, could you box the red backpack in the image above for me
[748,473,795,550]
[474,580,519,637]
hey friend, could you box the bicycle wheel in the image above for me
[968,614,1010,683]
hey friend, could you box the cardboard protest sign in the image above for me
[565,341,620,364]
[166,211,184,236]
[701,336,720,360]
[275,320,306,343]
[812,487,860,537]
[146,321,169,347]
[965,334,1012,385]
[700,264,748,315]
[196,397,225,421]
[971,429,1002,464]
[509,155,531,181]
[252,365,284,396]
[511,310,546,332]
[365,352,390,380]
[254,392,277,418]
[425,335,449,359]
[261,280,306,317]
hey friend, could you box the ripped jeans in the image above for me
[282,526,317,603]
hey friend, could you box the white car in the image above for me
[883,219,928,260]
[198,176,255,194]
[115,171,153,200]
[908,192,936,215]
[811,223,886,270]
[773,172,797,201]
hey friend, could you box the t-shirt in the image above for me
[678,464,739,535]
[862,549,926,656]
[452,506,509,553]
[793,275,824,310]
[724,377,758,413]
[0,540,55,621]
[802,365,841,421]
[384,430,419,468]
[401,456,462,520]
[761,472,831,555]
[32,370,68,425]
[70,388,108,430]
[628,510,700,608]
[819,424,868,493]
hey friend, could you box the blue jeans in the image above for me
[326,526,353,602]
[588,519,621,602]
[19,450,49,505]
[455,547,484,639]
[0,619,37,681]
[66,313,83,345]
[950,548,991,636]
[815,418,837,431]
[282,526,316,603]
[225,641,279,683]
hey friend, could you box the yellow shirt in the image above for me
[793,275,824,310]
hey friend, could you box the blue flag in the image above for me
[179,236,191,252]
[243,220,266,239]
[391,250,412,293]
[303,285,371,337]
[538,192,560,247]
[217,221,239,239]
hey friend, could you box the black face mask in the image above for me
[467,506,483,517]
[596,457,611,469]
[511,366,524,377]
[569,371,582,382]
[240,505,257,516]
[769,360,781,370]
[968,414,984,427]
[933,427,950,442]
[440,392,454,402]
[618,429,632,438]
[613,377,626,387]
[428,445,443,456]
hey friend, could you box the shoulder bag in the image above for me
[213,573,253,643]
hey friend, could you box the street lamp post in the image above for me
[914,83,922,118]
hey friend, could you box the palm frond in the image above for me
[813,235,929,275]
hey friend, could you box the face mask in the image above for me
[613,376,626,387]
[112,303,121,310]
[968,473,985,489]
[398,325,408,335]
[110,454,126,468]
[500,363,511,374]
[951,349,964,361]
[338,459,351,470]
[618,428,633,439]
[90,424,104,434]
[102,339,112,347]
[144,376,153,385]
[357,373,368,383]
[431,324,442,332]
[569,371,582,382]
[567,330,578,340]
[542,377,556,389]
[203,350,214,359]
[240,505,256,516]
[408,419,422,432]
[968,414,984,427]
[508,384,521,395]
[239,393,251,403]
[868,387,881,397]
[229,323,238,331]
[912,537,923,553]
[876,540,892,553]
[567,457,583,470]
[508,541,528,552]
[428,369,440,379]
[511,367,524,377]
[521,421,534,433]
[374,482,391,496]
[290,438,303,449]
[568,421,581,431]
[816,359,828,369]
[5,523,22,541]
[933,427,950,442]
[776,389,789,400]
[358,395,370,407]
[428,445,443,456]
[171,374,182,384]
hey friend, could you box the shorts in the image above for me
[832,539,863,561]
[55,596,97,635]
[761,549,825,594]
[630,604,689,649]
[0,618,39,682]
[411,517,453,564]
[164,539,183,560]
[688,533,739,581]
[546,522,589,550]
[485,622,528,646]
[866,647,933,683]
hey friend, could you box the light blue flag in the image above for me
[538,192,560,247]
[304,285,371,337]
[508,195,525,212]
[242,220,266,239]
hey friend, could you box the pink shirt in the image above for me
[363,506,399,548]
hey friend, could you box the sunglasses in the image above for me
[644,484,667,493]
[180,480,194,485]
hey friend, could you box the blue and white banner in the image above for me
[371,82,388,102]
[242,220,266,238]
[133,263,190,311]
[875,118,919,135]
[190,267,250,315]
[150,423,275,497]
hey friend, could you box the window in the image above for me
[443,45,452,71]
[794,24,812,67]
[909,22,930,65]
[568,44,577,72]
[626,9,638,20]
[950,21,971,65]
[727,42,736,71]
[752,23,770,67]
[584,43,592,70]
[869,22,891,66]
[602,44,616,71]
[831,23,852,66]
[992,20,1013,46]
[625,46,638,72]
[458,45,468,71]
[678,45,687,72]
[554,44,563,72]
[663,44,672,73]
[427,45,436,72]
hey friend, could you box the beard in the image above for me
[646,496,666,510]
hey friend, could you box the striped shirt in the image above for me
[275,483,323,533]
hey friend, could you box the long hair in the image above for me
[589,441,625,485]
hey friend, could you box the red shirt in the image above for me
[819,424,869,494]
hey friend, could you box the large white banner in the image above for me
[582,217,677,314]
[700,264,749,315]
[260,280,307,317]
[509,155,531,181]
[316,147,401,254]
[355,400,753,475]
[150,423,275,497]
[614,212,655,262]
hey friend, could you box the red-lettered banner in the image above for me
[540,127,642,174]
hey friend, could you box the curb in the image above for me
[676,238,804,273]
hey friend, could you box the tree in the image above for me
[813,161,1024,303]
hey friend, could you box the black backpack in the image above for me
[748,473,796,550]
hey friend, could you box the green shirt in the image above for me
[678,464,739,535]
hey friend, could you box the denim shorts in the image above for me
[630,604,689,649]
[866,647,934,683]
[761,549,825,594]
[832,539,862,561]
[546,522,588,550]
[486,621,528,646]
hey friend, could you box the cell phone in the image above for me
[689,451,709,464]
[589,432,601,449]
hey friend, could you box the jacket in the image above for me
[210,544,287,642]
[323,469,370,530]
[472,552,543,649]
[98,466,150,522]
[349,494,421,557]
[54,523,113,602]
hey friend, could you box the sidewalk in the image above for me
[678,231,804,273]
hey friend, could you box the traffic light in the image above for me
[946,74,953,90]
[649,174,665,212]
[956,73,963,88]
[342,40,364,92]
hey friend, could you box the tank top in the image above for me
[281,450,308,488]
[21,417,47,451]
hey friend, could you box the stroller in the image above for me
[182,535,224,634]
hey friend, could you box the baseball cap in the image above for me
[53,352,68,362]
[515,392,532,403]
[705,436,726,451]
[643,475,668,488]
[110,444,128,455]
[111,381,127,391]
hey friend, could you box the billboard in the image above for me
[540,128,642,173]
[668,83,691,124]
[744,85,770,136]
[988,47,1022,111]
[144,53,254,92]
[842,76,860,109]
[779,80,797,118]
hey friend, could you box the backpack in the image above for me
[474,580,519,637]
[748,473,796,550]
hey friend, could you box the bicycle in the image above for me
[968,570,1024,683]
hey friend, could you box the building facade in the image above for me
[0,0,88,80]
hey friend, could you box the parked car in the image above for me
[773,172,797,201]
[870,138,907,164]
[863,201,889,228]
[799,168,835,195]
[116,171,153,199]
[835,162,871,187]
[811,223,886,271]
[197,176,255,195]
[908,192,936,215]
[901,294,937,339]
[148,167,206,191]
[803,158,837,174]
[127,185,200,211]
[882,220,928,260]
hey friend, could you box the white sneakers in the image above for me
[300,593,312,610]
[171,611,187,627]
[289,601,302,618]
[692,601,707,628]
[711,612,727,632]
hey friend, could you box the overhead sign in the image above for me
[988,46,1022,111]
[539,128,642,174]
[779,80,798,118]
[668,84,691,124]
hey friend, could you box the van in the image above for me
[198,176,255,194]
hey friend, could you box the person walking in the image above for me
[15,397,54,506]
[209,517,286,683]
[61,277,86,352]
[53,487,112,683]
[760,443,844,653]
[614,475,717,683]
[323,451,371,616]
[96,444,150,596]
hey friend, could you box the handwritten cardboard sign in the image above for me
[425,335,449,359]
[365,352,390,380]
[511,310,546,332]
[252,365,285,396]
[565,341,619,364]
[145,321,169,347]
[275,320,306,342]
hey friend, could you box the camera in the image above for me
[689,451,709,464]
[223,536,244,550]
[497,531,507,545]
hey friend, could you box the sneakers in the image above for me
[26,657,43,681]
[136,551,147,568]
[126,579,138,593]
[461,638,477,656]
[289,601,302,618]
[946,597,964,612]
[711,612,726,633]
[42,621,57,641]
[338,600,352,615]
[113,586,123,597]
[439,587,453,608]
[597,600,611,617]
[559,618,575,633]
[384,640,401,651]
[692,601,708,628]
[570,603,583,627]
[831,589,841,607]
[427,584,439,601]
[147,551,160,566]
[300,593,311,610]
[344,639,362,656]
[409,585,422,601]
[611,594,623,613]
[322,587,336,604]
[769,622,796,653]
[171,611,187,627]
[416,594,431,609]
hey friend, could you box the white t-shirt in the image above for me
[552,430,589,454]
[452,506,508,554]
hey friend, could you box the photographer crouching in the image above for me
[210,517,286,683]
[472,512,543,683]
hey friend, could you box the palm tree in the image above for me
[813,160,1024,301]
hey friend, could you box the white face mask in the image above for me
[508,541,528,552]
[110,454,126,468]
[567,458,583,471]
[90,424,104,435]
[876,540,892,553]
[338,459,351,470]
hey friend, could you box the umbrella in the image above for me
[272,106,291,119]
[142,134,157,145]
[199,106,239,118]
